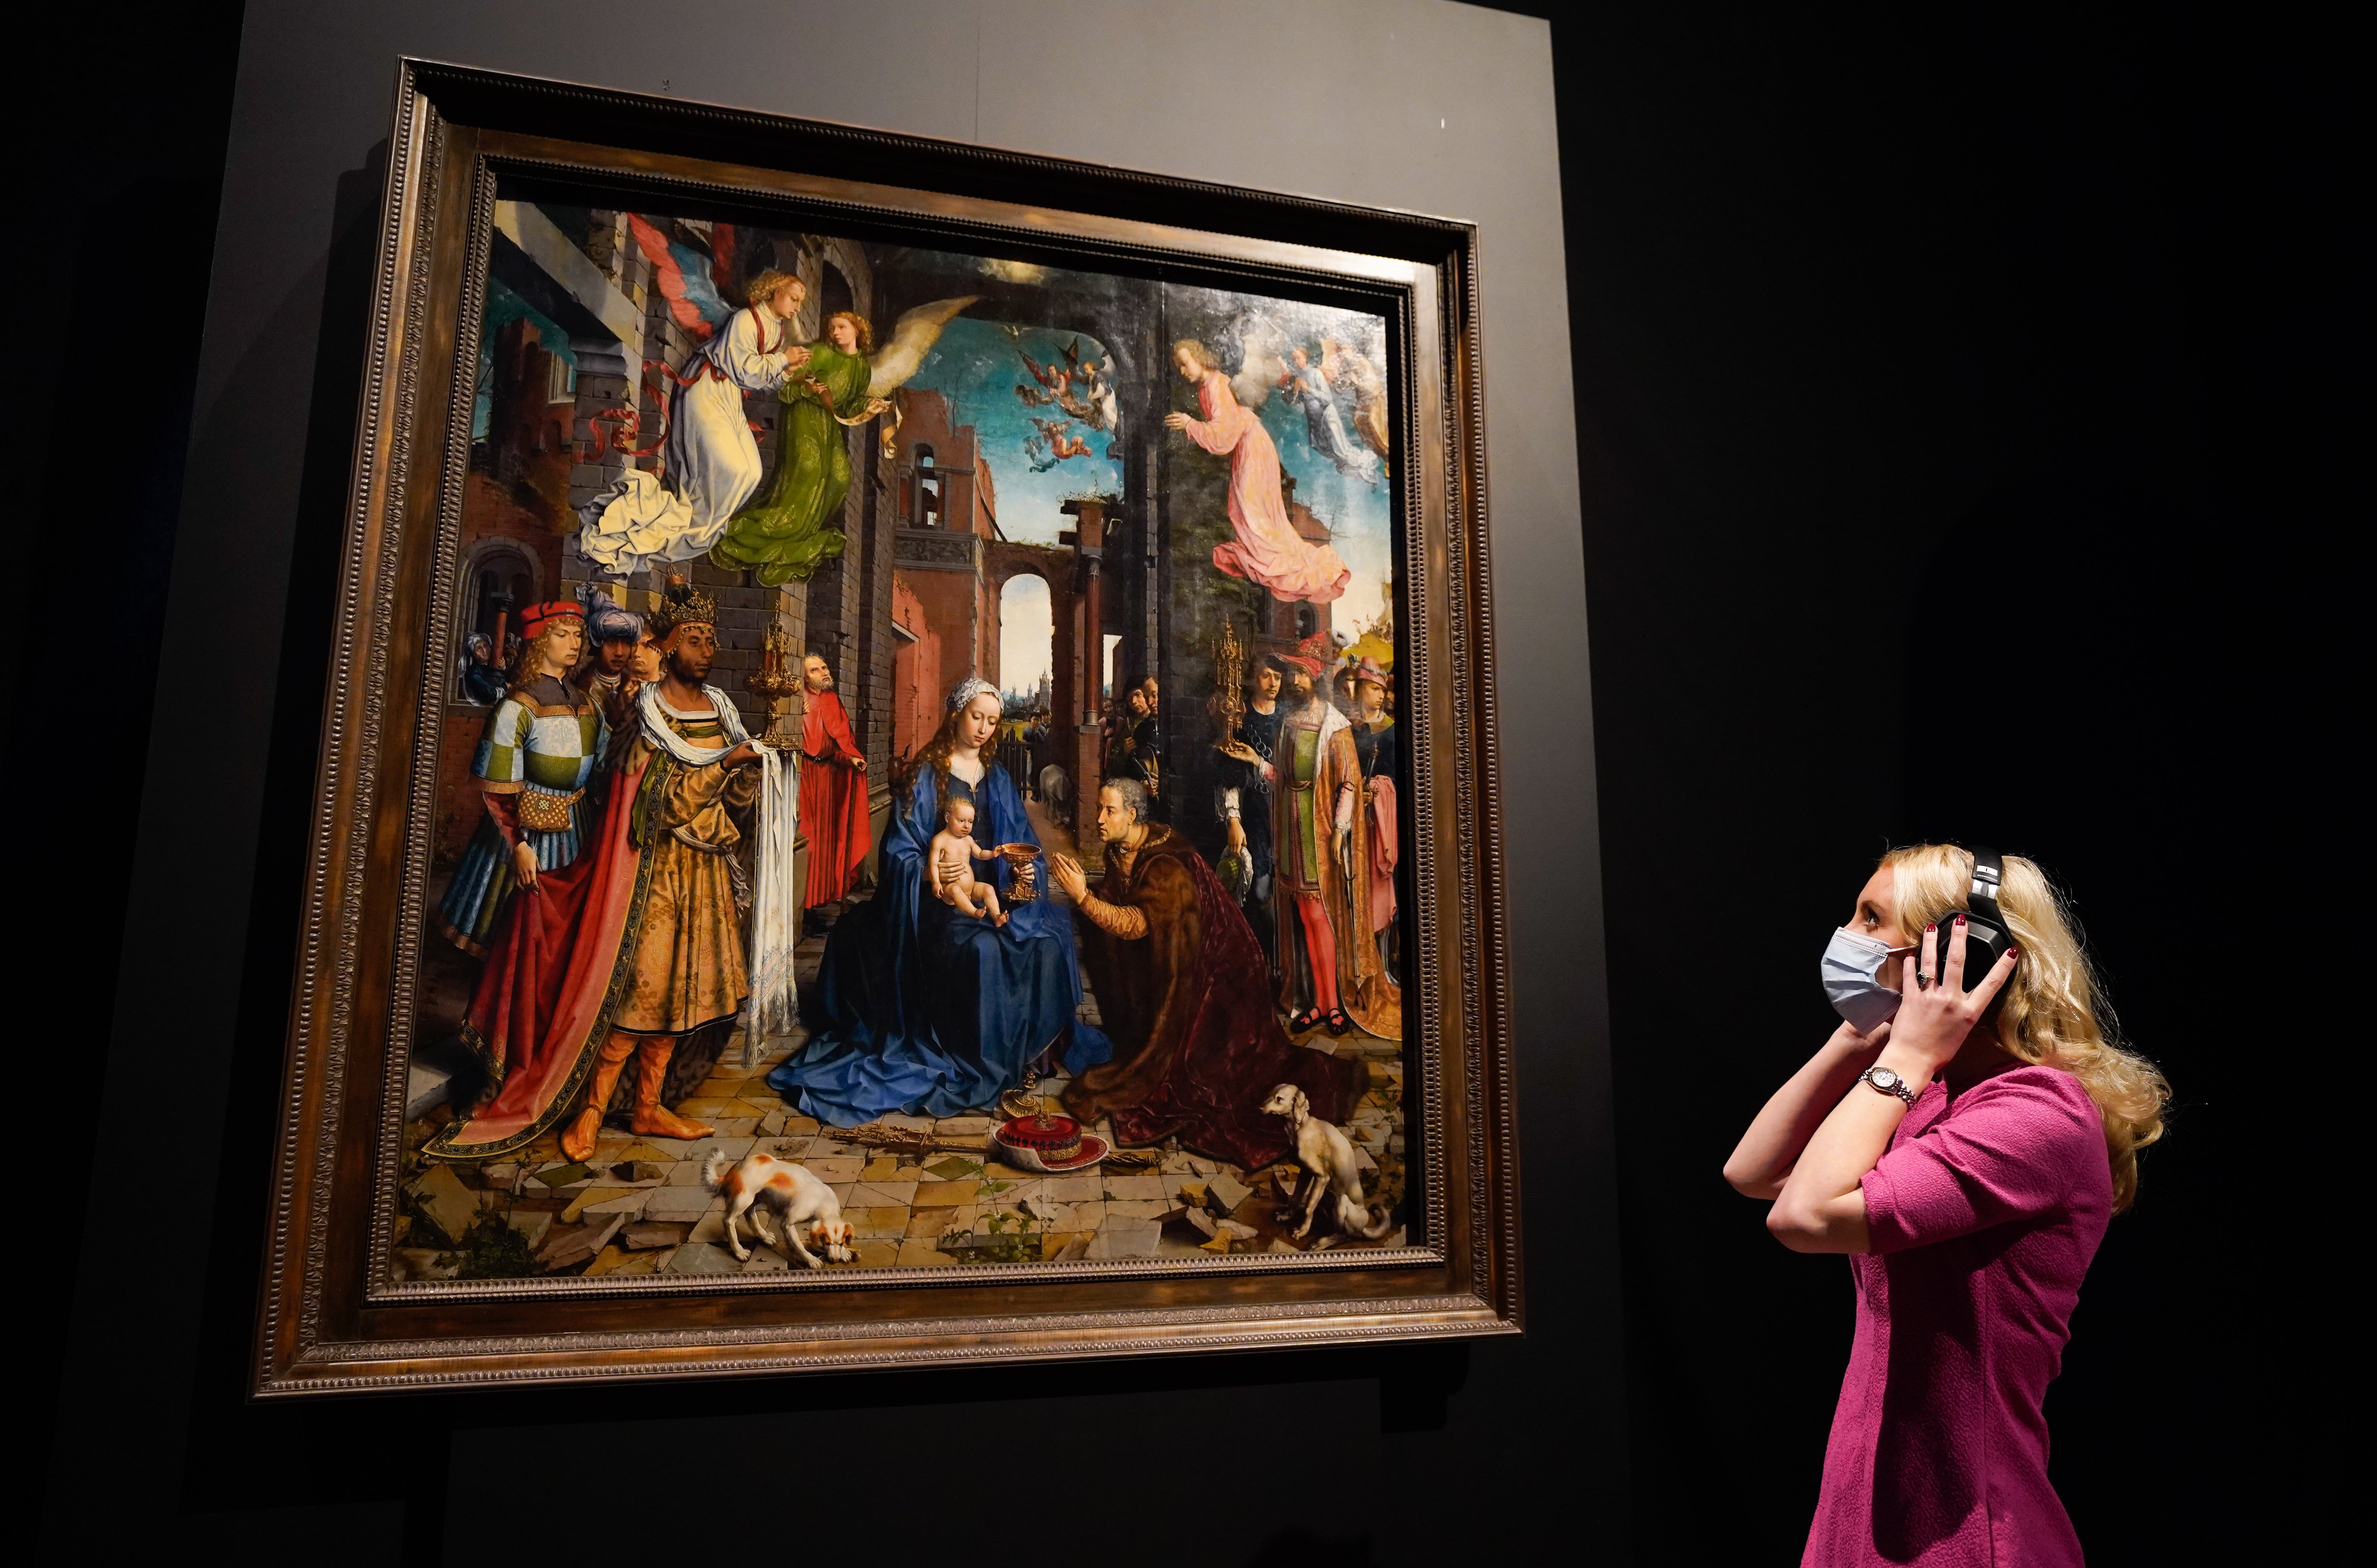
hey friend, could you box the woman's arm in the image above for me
[1767,919,2022,1254]
[1721,1024,1889,1200]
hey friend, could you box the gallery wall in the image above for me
[33,2,2343,1564]
[1524,8,2342,1563]
[33,2,1618,1564]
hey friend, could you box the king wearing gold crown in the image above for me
[430,576,790,1164]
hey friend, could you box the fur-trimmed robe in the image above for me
[1061,826,1359,1168]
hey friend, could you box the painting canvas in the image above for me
[252,61,1516,1391]
[392,200,1415,1282]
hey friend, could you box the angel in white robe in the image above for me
[574,270,811,580]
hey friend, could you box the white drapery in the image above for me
[575,306,794,579]
[742,743,803,1041]
[635,685,802,1042]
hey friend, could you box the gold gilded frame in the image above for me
[255,59,1517,1395]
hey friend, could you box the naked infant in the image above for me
[930,795,1007,925]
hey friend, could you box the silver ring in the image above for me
[1915,972,1931,989]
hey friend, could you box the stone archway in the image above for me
[984,543,1080,803]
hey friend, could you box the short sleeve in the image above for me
[1861,1069,2102,1255]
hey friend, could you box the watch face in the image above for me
[1869,1069,1900,1091]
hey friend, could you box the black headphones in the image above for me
[1946,846,2015,991]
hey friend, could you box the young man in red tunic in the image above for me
[798,651,871,932]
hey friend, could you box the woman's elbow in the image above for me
[1764,1200,1827,1252]
[1722,1160,1781,1200]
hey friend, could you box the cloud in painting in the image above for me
[903,317,1124,545]
[978,258,1050,285]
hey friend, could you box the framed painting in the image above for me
[254,59,1518,1394]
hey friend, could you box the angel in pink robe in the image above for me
[1165,339,1351,603]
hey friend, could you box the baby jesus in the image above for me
[929,796,1007,925]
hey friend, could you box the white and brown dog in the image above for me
[1261,1083,1395,1241]
[701,1149,856,1267]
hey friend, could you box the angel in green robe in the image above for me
[711,297,977,587]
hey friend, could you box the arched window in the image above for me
[455,541,539,702]
[915,444,941,528]
[1296,601,1319,639]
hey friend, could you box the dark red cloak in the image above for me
[1062,826,1360,1168]
[428,756,653,1160]
[800,689,872,908]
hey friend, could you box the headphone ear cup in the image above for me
[1956,910,2011,991]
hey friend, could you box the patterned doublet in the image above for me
[475,677,606,797]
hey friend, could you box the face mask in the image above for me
[1820,928,1912,1034]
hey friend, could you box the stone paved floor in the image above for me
[396,929,1406,1283]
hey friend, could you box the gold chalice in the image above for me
[996,842,1042,903]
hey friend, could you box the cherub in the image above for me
[929,796,1007,924]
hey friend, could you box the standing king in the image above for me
[428,580,770,1164]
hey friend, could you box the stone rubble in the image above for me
[392,930,1409,1283]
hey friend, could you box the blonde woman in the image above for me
[1725,844,2168,1567]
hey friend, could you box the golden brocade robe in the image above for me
[613,702,762,1034]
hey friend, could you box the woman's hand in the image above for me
[1047,852,1089,904]
[1226,815,1247,851]
[1163,411,1192,431]
[1882,917,2022,1080]
[511,840,540,891]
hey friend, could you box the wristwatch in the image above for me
[1859,1066,1918,1109]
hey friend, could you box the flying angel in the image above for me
[710,295,980,586]
[1321,335,1391,466]
[572,231,973,581]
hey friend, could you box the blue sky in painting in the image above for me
[907,317,1124,545]
[906,309,1397,693]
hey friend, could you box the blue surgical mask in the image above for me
[1820,928,1914,1034]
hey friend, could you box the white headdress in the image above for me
[946,675,998,713]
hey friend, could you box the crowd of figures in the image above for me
[419,588,1401,1184]
[1213,636,1401,1039]
[425,579,872,1166]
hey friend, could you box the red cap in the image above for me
[514,600,585,638]
[1281,630,1332,677]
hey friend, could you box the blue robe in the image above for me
[768,761,1112,1124]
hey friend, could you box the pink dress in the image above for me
[1806,1064,2112,1567]
[1177,371,1350,603]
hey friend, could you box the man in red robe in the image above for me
[1048,778,1359,1169]
[799,651,871,929]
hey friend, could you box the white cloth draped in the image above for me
[576,305,795,579]
[743,745,803,1040]
[636,685,803,1039]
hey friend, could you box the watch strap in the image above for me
[1860,1067,1918,1109]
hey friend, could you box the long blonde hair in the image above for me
[1884,843,2170,1211]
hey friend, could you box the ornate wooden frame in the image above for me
[254,59,1518,1396]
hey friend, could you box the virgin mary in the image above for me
[767,679,1112,1124]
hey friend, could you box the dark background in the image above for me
[25,2,2346,1562]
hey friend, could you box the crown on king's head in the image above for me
[649,575,719,639]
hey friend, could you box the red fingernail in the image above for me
[1925,922,1936,932]
[1954,915,1966,926]
[2009,946,2021,959]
